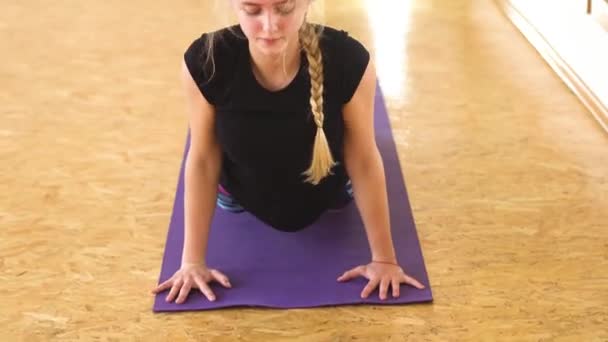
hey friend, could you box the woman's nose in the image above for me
[261,11,279,33]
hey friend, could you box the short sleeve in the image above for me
[183,33,218,105]
[339,32,370,104]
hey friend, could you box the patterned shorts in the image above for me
[217,180,354,213]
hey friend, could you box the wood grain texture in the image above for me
[1,0,606,340]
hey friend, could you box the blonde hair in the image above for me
[298,22,337,185]
[200,20,336,185]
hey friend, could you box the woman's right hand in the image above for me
[150,263,232,303]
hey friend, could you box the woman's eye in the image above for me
[242,3,293,16]
[243,7,261,16]
[276,4,295,15]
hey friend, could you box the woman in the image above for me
[152,0,425,304]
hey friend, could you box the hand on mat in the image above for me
[150,264,231,303]
[337,261,425,300]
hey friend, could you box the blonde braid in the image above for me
[299,23,337,185]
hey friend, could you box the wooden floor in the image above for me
[2,0,607,340]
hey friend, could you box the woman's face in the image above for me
[232,0,310,57]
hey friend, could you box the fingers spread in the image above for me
[391,278,401,298]
[337,269,356,282]
[210,269,232,288]
[151,279,172,294]
[403,274,425,289]
[360,278,380,299]
[337,265,365,282]
[176,280,192,304]
[379,278,390,300]
[166,278,183,303]
[198,281,216,302]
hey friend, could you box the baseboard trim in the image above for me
[495,0,608,134]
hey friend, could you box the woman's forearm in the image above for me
[181,152,222,267]
[346,148,397,262]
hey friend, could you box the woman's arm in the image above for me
[180,59,222,267]
[342,60,397,263]
[150,60,230,304]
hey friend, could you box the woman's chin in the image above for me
[256,39,287,56]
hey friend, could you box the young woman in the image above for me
[152,0,425,304]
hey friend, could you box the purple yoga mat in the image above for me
[153,84,433,312]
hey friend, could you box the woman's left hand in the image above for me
[337,261,425,300]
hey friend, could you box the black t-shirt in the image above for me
[183,24,370,232]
